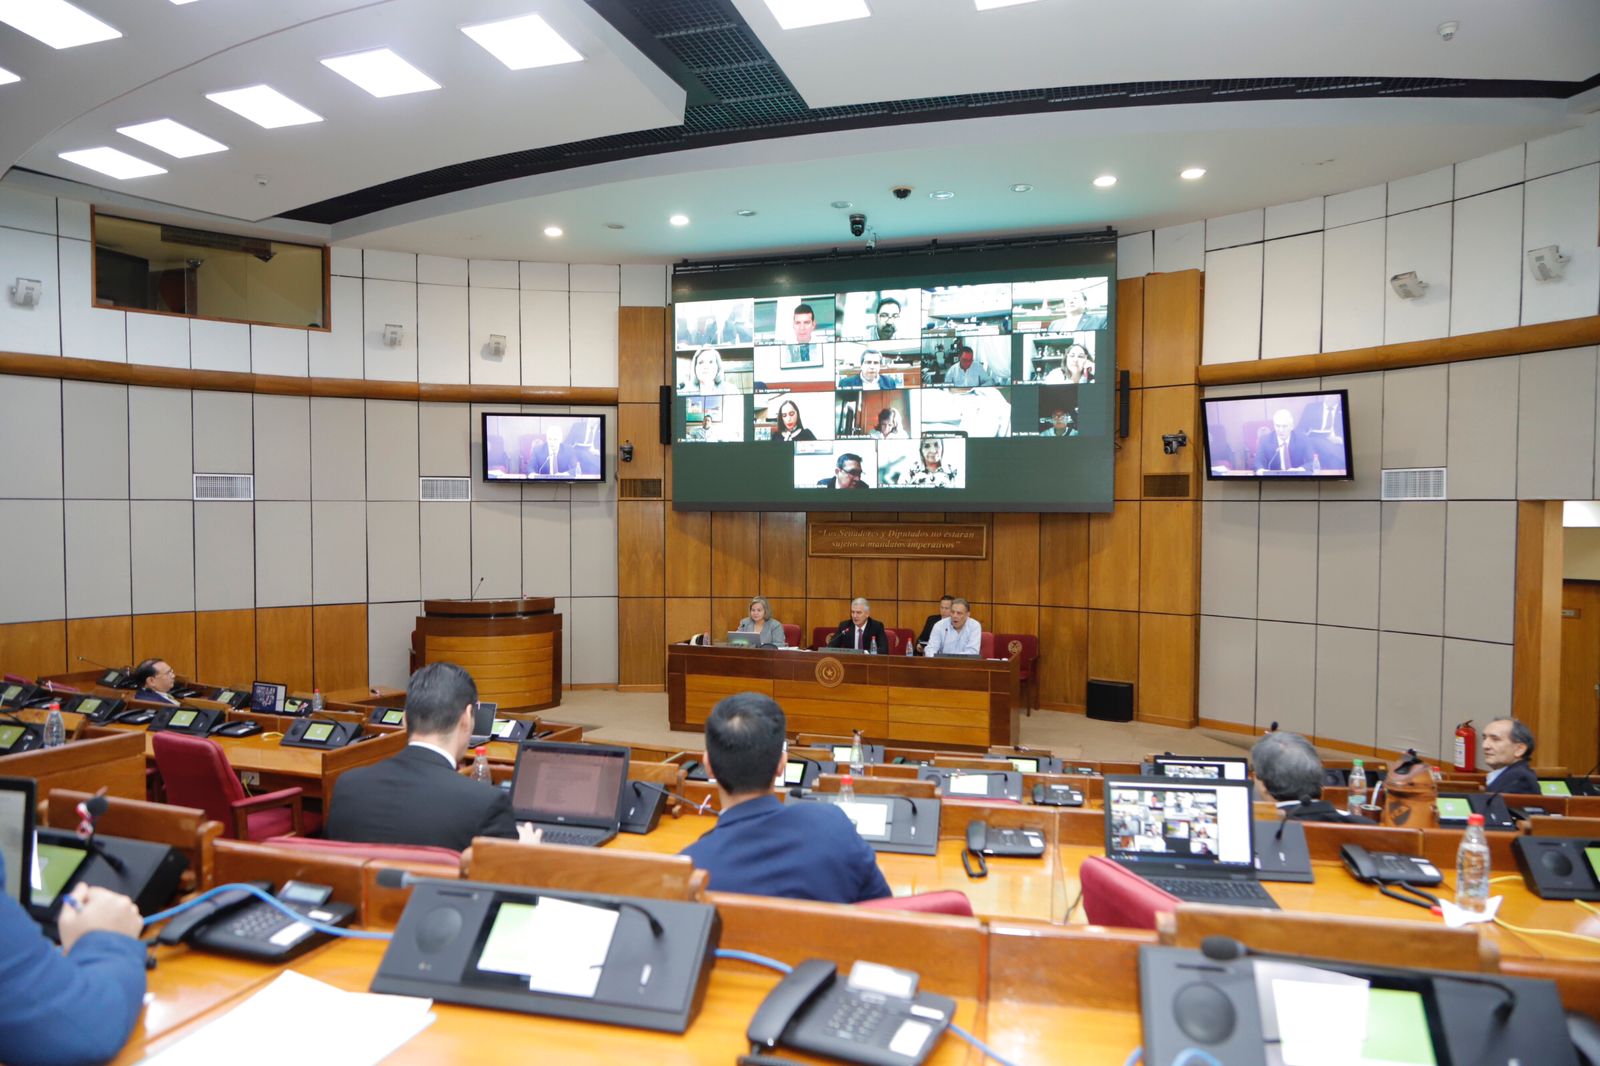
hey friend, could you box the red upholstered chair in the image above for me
[856,890,974,917]
[151,731,320,841]
[262,836,461,866]
[979,631,996,658]
[886,628,915,656]
[1079,854,1179,931]
[781,623,802,648]
[993,633,1039,713]
[811,626,835,651]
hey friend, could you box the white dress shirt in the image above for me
[924,617,982,656]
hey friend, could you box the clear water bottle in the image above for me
[838,774,855,802]
[869,636,878,655]
[1456,813,1491,914]
[849,729,865,777]
[472,746,491,784]
[311,688,324,713]
[43,703,66,748]
[1347,759,1367,816]
[904,636,914,657]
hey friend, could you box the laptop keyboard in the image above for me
[536,826,611,847]
[1149,877,1278,906]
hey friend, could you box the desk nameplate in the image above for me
[808,522,987,559]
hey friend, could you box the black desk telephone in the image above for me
[1341,843,1443,886]
[962,819,1046,879]
[745,959,954,1066]
[212,720,263,738]
[157,879,353,961]
[280,718,361,749]
[1032,782,1084,807]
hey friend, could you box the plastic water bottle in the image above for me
[905,637,914,657]
[1456,813,1491,914]
[839,774,855,801]
[869,636,878,655]
[43,703,66,748]
[472,746,491,784]
[311,688,324,713]
[849,729,865,777]
[1347,759,1367,816]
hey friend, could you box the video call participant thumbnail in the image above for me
[818,452,870,489]
[839,349,900,390]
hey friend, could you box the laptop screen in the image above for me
[1105,777,1255,871]
[0,776,34,908]
[510,742,630,827]
[1152,756,1249,782]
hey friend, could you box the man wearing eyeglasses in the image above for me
[873,296,902,340]
[816,453,871,489]
[132,659,180,706]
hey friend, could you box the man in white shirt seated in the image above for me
[924,597,982,656]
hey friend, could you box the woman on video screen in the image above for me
[773,398,816,443]
[870,407,906,439]
[683,348,724,394]
[906,437,959,487]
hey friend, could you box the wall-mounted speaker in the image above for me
[1086,679,1134,722]
[659,384,672,446]
[1118,369,1131,439]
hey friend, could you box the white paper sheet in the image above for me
[948,774,990,796]
[475,898,619,998]
[834,800,890,838]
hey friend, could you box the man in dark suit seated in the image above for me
[1481,717,1539,795]
[325,662,520,851]
[916,594,954,652]
[830,597,887,653]
[130,658,180,705]
[1251,730,1375,824]
[680,692,890,904]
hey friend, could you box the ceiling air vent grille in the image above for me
[193,474,253,501]
[421,477,471,502]
[1381,468,1446,501]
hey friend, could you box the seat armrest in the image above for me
[230,786,304,837]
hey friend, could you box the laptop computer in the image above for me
[508,741,630,847]
[1103,775,1278,909]
[725,630,759,648]
[1150,755,1250,782]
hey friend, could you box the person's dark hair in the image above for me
[705,692,787,794]
[837,452,863,469]
[950,596,970,610]
[793,303,815,320]
[1492,717,1536,759]
[959,345,974,358]
[1250,731,1324,802]
[940,594,953,604]
[405,662,478,735]
[875,408,898,430]
[874,296,900,313]
[777,399,804,432]
[132,658,162,686]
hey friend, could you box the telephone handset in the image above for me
[157,879,354,961]
[746,959,954,1066]
[962,819,1046,878]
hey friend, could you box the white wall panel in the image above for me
[65,500,131,618]
[1256,501,1318,624]
[1446,355,1519,499]
[1455,144,1524,198]
[1378,502,1446,636]
[193,390,251,474]
[1313,625,1378,746]
[0,375,62,497]
[1376,632,1443,757]
[520,262,568,291]
[0,500,65,623]
[1517,346,1597,500]
[310,275,362,378]
[1205,209,1263,251]
[1153,222,1203,273]
[365,400,419,501]
[1522,164,1600,325]
[367,600,420,689]
[1525,117,1600,180]
[362,278,417,382]
[362,249,415,282]
[310,397,366,500]
[569,597,618,685]
[1324,184,1385,228]
[189,319,250,373]
[522,500,572,598]
[366,502,421,603]
[0,187,57,234]
[1387,166,1453,215]
[59,239,124,361]
[0,227,60,355]
[127,312,189,369]
[1264,197,1323,240]
[128,387,194,499]
[1200,501,1257,618]
[471,501,522,598]
[1440,640,1513,754]
[130,501,194,614]
[329,247,362,277]
[1384,205,1452,344]
[1316,502,1380,630]
[419,402,470,477]
[417,283,468,385]
[252,395,311,500]
[1198,615,1256,726]
[469,259,519,289]
[1321,220,1386,352]
[1255,621,1316,736]
[1443,501,1515,645]
[570,497,618,597]
[57,202,89,241]
[469,287,521,385]
[570,264,620,293]
[1201,244,1262,364]
[1380,364,1448,470]
[570,291,619,388]
[254,501,312,607]
[1116,232,1153,279]
[419,502,470,599]
[417,255,467,286]
[250,326,308,377]
[193,502,253,610]
[620,264,667,307]
[1260,233,1322,358]
[311,500,366,604]
[62,381,128,499]
[1449,186,1523,336]
[520,290,570,386]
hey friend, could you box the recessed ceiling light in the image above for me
[321,48,440,98]
[169,0,202,4]
[1179,167,1206,181]
[736,209,758,217]
[763,0,870,30]
[1092,174,1118,188]
[975,0,1040,9]
[929,190,955,200]
[1010,183,1033,193]
[669,214,690,226]
[461,13,582,70]
[207,85,322,129]
[117,119,227,158]
[604,222,625,230]
[58,147,165,180]
[831,200,853,209]
[0,0,120,49]
[543,226,563,237]
[0,65,18,86]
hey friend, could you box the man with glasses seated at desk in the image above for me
[1251,730,1374,824]
[131,658,180,705]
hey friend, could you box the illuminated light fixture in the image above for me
[1179,167,1206,180]
[58,146,166,180]
[321,48,440,98]
[763,0,869,30]
[117,119,227,158]
[736,209,757,217]
[1010,183,1033,193]
[543,225,563,237]
[169,0,202,4]
[0,0,119,48]
[975,0,1040,9]
[0,65,18,85]
[461,13,582,70]
[929,190,955,200]
[1092,174,1118,188]
[207,85,322,129]
[669,214,689,226]
[830,200,853,209]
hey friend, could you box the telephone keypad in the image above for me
[825,996,888,1042]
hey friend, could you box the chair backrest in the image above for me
[979,631,995,658]
[1299,820,1422,862]
[4,672,34,684]
[151,731,247,836]
[781,623,802,648]
[1079,854,1179,930]
[993,633,1038,671]
[467,836,708,900]
[47,789,222,889]
[856,890,973,917]
[261,835,463,867]
[1526,814,1600,837]
[811,626,833,650]
[815,774,938,798]
[887,627,914,655]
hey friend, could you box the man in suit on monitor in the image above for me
[1256,409,1312,473]
[817,453,871,489]
[830,597,887,653]
[326,662,519,851]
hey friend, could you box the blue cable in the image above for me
[1122,1048,1143,1066]
[142,882,392,941]
[947,1022,1021,1066]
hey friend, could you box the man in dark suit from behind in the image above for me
[326,662,519,851]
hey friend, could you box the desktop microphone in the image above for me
[633,779,712,816]
[74,789,128,876]
[470,576,486,601]
[1199,936,1516,1024]
[77,655,116,670]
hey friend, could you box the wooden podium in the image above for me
[411,598,563,711]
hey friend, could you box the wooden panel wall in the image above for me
[615,274,1204,725]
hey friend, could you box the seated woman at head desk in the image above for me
[735,596,786,645]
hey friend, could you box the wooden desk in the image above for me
[413,598,562,711]
[668,644,1019,748]
[0,729,146,798]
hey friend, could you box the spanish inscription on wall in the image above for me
[808,522,988,559]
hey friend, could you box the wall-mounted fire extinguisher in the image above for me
[1453,720,1477,772]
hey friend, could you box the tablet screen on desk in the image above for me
[834,800,890,840]
[1434,797,1471,822]
[30,842,86,909]
[169,709,197,729]
[784,760,808,785]
[831,745,855,763]
[303,722,335,743]
[1586,847,1600,884]
[1540,780,1572,797]
[1359,988,1437,1066]
[491,720,516,739]
[381,709,405,725]
[1008,756,1040,774]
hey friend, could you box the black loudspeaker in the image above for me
[1118,369,1131,438]
[659,384,672,445]
[1086,679,1134,722]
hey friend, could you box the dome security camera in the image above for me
[849,213,867,238]
[892,186,912,200]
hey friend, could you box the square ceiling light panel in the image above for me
[117,119,228,158]
[59,147,166,179]
[322,48,441,97]
[0,0,120,48]
[206,85,323,128]
[460,13,583,70]
[762,0,870,30]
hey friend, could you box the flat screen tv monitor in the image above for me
[482,413,605,483]
[669,238,1116,512]
[1202,389,1353,480]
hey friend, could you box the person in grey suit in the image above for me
[325,662,519,851]
[735,596,787,645]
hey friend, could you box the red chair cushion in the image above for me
[1079,855,1179,930]
[979,631,996,658]
[781,623,802,648]
[261,835,455,865]
[811,626,834,650]
[856,890,974,917]
[152,730,249,832]
[886,628,915,655]
[245,807,322,841]
[993,633,1039,680]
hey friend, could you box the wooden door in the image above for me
[1558,581,1600,774]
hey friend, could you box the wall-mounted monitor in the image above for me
[1201,389,1353,481]
[669,239,1117,512]
[482,413,605,483]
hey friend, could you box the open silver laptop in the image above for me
[508,741,630,847]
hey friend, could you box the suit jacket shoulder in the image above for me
[327,745,516,851]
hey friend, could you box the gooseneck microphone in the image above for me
[470,576,486,601]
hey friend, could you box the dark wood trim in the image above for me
[422,598,556,618]
[0,351,619,406]
[1196,314,1600,386]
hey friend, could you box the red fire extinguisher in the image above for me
[1453,720,1477,772]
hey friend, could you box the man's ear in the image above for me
[459,703,476,730]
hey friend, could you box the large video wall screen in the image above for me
[670,242,1116,512]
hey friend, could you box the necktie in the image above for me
[1278,445,1287,469]
[855,627,862,650]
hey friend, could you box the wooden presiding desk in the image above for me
[668,643,1020,748]
[413,597,562,711]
